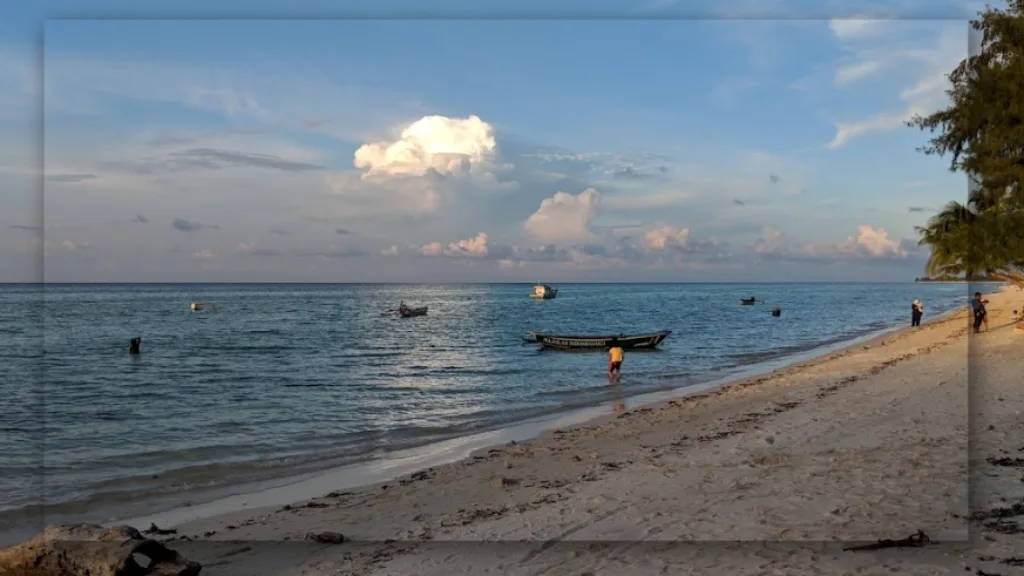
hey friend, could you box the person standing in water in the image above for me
[608,338,624,380]
[911,299,923,327]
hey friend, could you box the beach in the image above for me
[92,285,1019,575]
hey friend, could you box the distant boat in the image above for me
[529,284,558,299]
[190,302,214,311]
[397,306,428,318]
[523,330,671,351]
[771,306,782,317]
[740,297,756,305]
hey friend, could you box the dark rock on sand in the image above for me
[0,523,201,575]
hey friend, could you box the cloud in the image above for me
[191,249,216,259]
[335,228,351,235]
[747,225,909,261]
[172,218,218,232]
[353,115,498,178]
[9,224,39,231]
[381,245,398,256]
[643,224,691,251]
[323,114,519,218]
[237,241,284,257]
[101,148,324,175]
[826,23,966,149]
[828,19,884,40]
[418,232,490,258]
[60,239,91,250]
[132,214,148,224]
[268,228,290,236]
[46,174,97,183]
[834,59,883,86]
[524,188,601,242]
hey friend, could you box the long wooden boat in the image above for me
[523,330,671,350]
[397,306,428,318]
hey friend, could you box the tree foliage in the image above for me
[908,0,1024,284]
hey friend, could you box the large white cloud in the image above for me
[523,187,601,242]
[353,115,498,178]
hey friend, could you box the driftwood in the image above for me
[0,524,201,576]
[843,529,932,551]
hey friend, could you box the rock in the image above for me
[305,531,346,544]
[490,475,519,488]
[0,523,201,576]
[764,435,776,445]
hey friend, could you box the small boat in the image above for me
[523,330,671,351]
[740,297,757,305]
[529,284,558,299]
[397,306,428,318]
[771,306,782,317]
[190,302,214,311]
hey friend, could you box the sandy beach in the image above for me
[10,286,1024,575]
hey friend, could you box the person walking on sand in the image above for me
[970,292,988,333]
[911,299,923,327]
[608,338,624,380]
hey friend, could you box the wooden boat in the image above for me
[397,306,428,318]
[523,330,671,350]
[740,297,756,305]
[529,284,558,299]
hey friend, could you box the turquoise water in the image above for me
[0,282,978,525]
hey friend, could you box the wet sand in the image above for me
[17,287,1024,575]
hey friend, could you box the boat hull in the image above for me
[529,292,557,299]
[527,330,671,350]
[398,307,428,317]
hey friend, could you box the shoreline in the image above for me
[6,286,1022,573]
[169,287,1012,555]
[0,297,978,547]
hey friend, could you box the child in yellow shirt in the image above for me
[608,339,624,380]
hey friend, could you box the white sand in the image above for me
[19,287,1024,575]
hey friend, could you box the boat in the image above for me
[529,284,558,299]
[771,306,782,317]
[190,302,214,311]
[397,306,428,318]
[523,330,671,351]
[740,297,756,305]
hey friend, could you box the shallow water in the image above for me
[0,282,975,520]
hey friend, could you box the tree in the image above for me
[908,0,1024,285]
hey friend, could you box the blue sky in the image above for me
[0,0,998,282]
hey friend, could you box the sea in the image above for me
[0,282,986,536]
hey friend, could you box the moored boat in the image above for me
[740,297,756,305]
[397,305,428,317]
[523,330,671,350]
[529,284,558,299]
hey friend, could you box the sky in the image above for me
[0,0,1001,282]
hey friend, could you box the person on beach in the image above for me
[970,292,988,333]
[911,299,923,327]
[608,339,624,380]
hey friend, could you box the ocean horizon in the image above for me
[0,281,986,537]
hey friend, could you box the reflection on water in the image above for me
[0,281,977,517]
